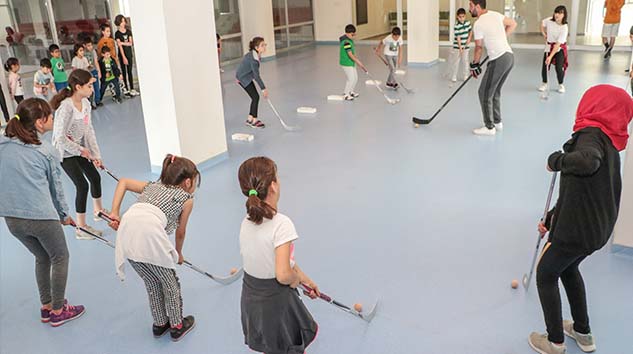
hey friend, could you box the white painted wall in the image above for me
[314,0,353,41]
[408,0,439,64]
[238,0,276,58]
[129,0,227,168]
[614,147,633,248]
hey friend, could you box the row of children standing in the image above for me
[2,14,138,116]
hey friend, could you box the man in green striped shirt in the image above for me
[447,8,473,82]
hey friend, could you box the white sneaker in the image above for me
[473,126,496,136]
[350,92,360,98]
[75,225,102,240]
[451,78,457,83]
[344,94,354,101]
[563,320,596,352]
[495,122,503,131]
[557,85,565,93]
[538,83,548,92]
[529,332,567,354]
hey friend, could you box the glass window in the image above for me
[214,0,241,35]
[2,0,54,69]
[506,0,572,45]
[287,0,312,24]
[356,0,368,25]
[577,0,633,46]
[272,0,287,27]
[51,0,110,62]
[274,28,288,50]
[439,0,450,41]
[289,23,314,46]
[219,35,243,61]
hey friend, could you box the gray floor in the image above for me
[1,45,632,354]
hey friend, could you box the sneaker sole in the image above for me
[153,330,170,338]
[563,329,596,353]
[50,308,85,327]
[171,322,196,342]
[528,337,565,354]
[41,317,50,323]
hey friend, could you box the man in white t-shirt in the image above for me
[375,27,404,88]
[469,0,517,136]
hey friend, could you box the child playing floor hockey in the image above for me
[529,85,633,354]
[51,69,108,239]
[339,24,367,101]
[238,156,319,354]
[236,37,268,128]
[107,155,199,342]
[376,27,403,89]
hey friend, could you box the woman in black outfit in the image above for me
[528,85,633,354]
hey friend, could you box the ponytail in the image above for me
[159,154,201,187]
[50,69,93,110]
[248,37,265,52]
[238,156,278,224]
[4,98,53,145]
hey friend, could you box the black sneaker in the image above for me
[603,42,609,52]
[96,102,104,107]
[604,48,612,59]
[113,97,122,104]
[170,315,195,342]
[91,104,97,110]
[153,323,170,338]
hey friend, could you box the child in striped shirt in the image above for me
[447,8,472,82]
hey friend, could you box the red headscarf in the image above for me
[573,84,633,151]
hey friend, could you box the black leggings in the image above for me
[241,82,259,118]
[119,55,134,91]
[536,242,590,344]
[541,51,565,85]
[0,82,9,122]
[61,157,102,214]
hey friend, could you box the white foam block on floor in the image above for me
[365,79,382,85]
[438,58,447,62]
[231,133,254,142]
[327,95,344,101]
[396,69,406,75]
[297,107,317,114]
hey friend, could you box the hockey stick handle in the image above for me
[372,48,389,66]
[301,284,332,302]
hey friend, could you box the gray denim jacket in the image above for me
[0,134,70,220]
[236,50,266,89]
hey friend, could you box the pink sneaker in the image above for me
[50,303,85,327]
[41,299,68,323]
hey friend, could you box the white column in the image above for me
[314,0,353,42]
[449,0,456,44]
[128,0,227,171]
[569,0,580,46]
[238,0,276,58]
[408,0,439,65]
[397,0,404,31]
[614,142,633,248]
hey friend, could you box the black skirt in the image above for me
[241,272,318,354]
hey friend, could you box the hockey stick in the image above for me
[97,212,243,285]
[540,63,551,101]
[412,56,489,125]
[266,98,300,131]
[301,284,378,323]
[522,172,558,290]
[372,50,414,94]
[365,71,400,105]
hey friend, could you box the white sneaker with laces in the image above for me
[528,332,566,354]
[495,122,503,131]
[538,83,548,92]
[557,85,565,93]
[473,126,496,136]
[344,94,354,101]
[563,320,596,352]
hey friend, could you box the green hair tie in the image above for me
[248,189,258,197]
[66,86,71,91]
[14,114,20,121]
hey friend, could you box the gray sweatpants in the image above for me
[341,65,358,95]
[5,217,69,310]
[478,52,514,129]
[386,55,397,85]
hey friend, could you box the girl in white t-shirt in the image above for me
[539,6,569,93]
[238,156,319,354]
[4,57,24,104]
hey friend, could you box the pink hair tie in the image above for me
[171,155,176,163]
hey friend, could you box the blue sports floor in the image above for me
[1,46,632,354]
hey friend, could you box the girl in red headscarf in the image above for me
[528,85,633,354]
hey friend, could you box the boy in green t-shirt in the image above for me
[49,44,68,92]
[98,46,123,103]
[339,24,367,101]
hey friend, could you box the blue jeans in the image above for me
[100,78,121,100]
[90,69,101,104]
[54,81,68,92]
